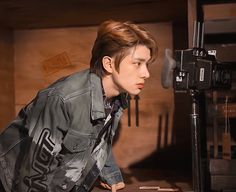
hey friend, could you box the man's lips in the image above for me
[137,83,144,89]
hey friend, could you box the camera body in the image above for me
[173,48,231,91]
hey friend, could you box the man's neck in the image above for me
[102,75,120,98]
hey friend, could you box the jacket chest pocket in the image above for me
[62,129,93,154]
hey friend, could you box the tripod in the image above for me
[189,90,208,192]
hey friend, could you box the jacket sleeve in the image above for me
[18,93,72,191]
[99,149,123,186]
[0,91,70,192]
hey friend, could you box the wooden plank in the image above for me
[211,175,236,191]
[0,0,187,29]
[210,159,236,175]
[203,3,236,21]
[218,103,236,118]
[0,27,15,130]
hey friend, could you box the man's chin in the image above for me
[127,90,141,96]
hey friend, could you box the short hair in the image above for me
[90,20,158,77]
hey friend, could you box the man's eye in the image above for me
[134,62,141,66]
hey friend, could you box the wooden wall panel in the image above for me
[14,22,173,167]
[0,27,14,131]
[203,3,236,21]
[14,26,97,112]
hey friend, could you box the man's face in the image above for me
[111,45,151,95]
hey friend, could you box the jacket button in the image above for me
[62,184,67,189]
[0,160,6,168]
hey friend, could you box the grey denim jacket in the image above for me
[0,69,126,192]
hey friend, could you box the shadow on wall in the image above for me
[112,92,193,184]
[109,116,193,192]
[128,114,192,176]
[113,113,192,176]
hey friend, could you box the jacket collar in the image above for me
[90,72,128,120]
[90,72,106,120]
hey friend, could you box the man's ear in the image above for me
[102,56,113,74]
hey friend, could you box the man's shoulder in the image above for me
[45,69,93,100]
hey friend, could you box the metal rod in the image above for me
[192,21,197,48]
[213,91,218,159]
[135,95,139,127]
[127,94,131,126]
[190,90,203,192]
[200,23,205,49]
[196,22,201,48]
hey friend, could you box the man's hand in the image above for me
[100,181,125,191]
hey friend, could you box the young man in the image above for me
[0,20,158,192]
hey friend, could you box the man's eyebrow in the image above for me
[132,58,148,62]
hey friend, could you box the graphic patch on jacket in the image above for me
[23,128,55,191]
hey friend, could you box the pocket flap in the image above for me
[63,130,91,153]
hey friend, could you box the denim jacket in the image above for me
[0,69,126,192]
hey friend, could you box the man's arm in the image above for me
[99,150,125,191]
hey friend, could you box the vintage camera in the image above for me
[173,22,231,91]
[173,48,231,91]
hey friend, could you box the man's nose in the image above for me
[141,65,150,79]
